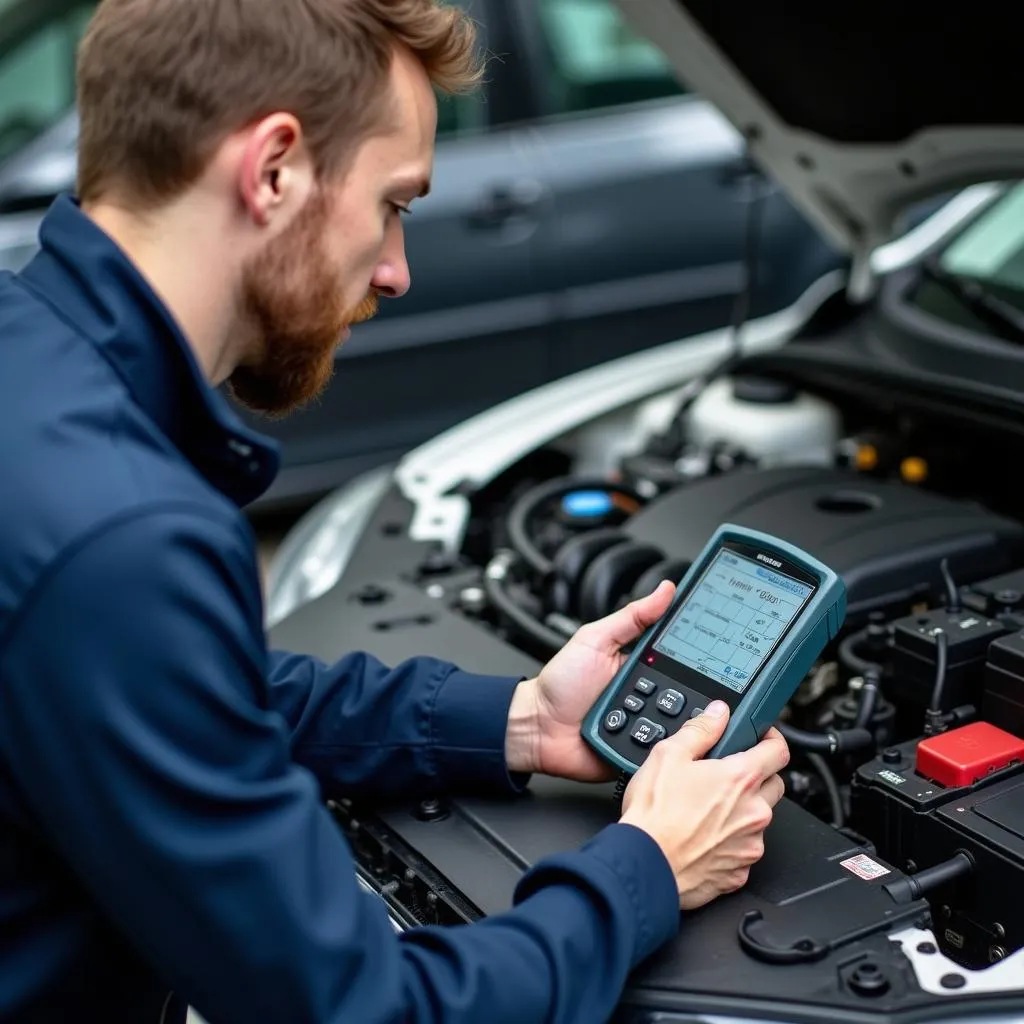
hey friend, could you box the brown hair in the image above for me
[75,0,483,207]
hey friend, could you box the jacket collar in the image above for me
[19,195,279,507]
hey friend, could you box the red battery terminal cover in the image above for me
[916,721,1024,788]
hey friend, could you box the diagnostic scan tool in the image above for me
[582,523,846,772]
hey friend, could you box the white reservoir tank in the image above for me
[686,375,841,467]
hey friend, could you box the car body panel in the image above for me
[613,0,1024,287]
[0,0,845,509]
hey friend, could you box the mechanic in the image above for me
[0,2,789,1022]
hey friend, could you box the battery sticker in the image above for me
[840,854,891,881]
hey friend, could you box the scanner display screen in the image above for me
[652,548,814,693]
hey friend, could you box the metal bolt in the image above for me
[416,798,449,822]
[993,922,1006,940]
[459,586,488,614]
[425,583,445,600]
[990,946,1007,963]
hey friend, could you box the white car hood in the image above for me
[612,0,1024,272]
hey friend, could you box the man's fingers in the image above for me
[585,579,675,649]
[662,700,729,760]
[735,729,791,781]
[760,773,785,808]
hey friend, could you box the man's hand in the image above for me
[504,580,675,780]
[620,707,788,909]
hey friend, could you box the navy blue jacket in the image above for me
[0,197,679,1023]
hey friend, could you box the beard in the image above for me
[228,189,378,418]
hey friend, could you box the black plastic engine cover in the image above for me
[623,467,1024,619]
[362,785,932,1021]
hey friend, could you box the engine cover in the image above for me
[623,467,1024,618]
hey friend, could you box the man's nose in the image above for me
[371,226,412,299]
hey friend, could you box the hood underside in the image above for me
[613,0,1024,262]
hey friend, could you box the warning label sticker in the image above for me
[840,854,891,881]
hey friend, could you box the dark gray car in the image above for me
[0,0,843,509]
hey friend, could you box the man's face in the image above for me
[229,47,436,417]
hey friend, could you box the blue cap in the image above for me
[561,490,615,520]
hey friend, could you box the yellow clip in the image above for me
[901,456,928,484]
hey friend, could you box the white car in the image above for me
[267,2,1024,1020]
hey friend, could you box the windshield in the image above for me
[0,0,95,165]
[937,183,1024,310]
[909,182,1024,344]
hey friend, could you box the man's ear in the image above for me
[237,113,313,228]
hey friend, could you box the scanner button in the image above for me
[656,689,685,716]
[623,694,645,713]
[690,706,706,719]
[633,677,656,695]
[630,717,666,747]
[604,709,628,733]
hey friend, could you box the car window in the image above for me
[940,183,1024,300]
[909,183,1024,340]
[534,0,686,118]
[0,1,95,164]
[433,0,488,139]
[435,89,487,139]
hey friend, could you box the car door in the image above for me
[510,0,841,382]
[245,0,560,507]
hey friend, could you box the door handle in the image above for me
[467,181,544,231]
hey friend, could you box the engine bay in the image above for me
[270,351,1024,1020]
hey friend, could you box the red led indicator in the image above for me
[646,655,655,664]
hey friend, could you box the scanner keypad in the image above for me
[600,666,723,762]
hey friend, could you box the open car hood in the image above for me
[612,0,1024,275]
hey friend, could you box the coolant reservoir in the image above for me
[686,375,841,466]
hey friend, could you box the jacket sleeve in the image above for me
[0,506,681,1024]
[264,647,530,800]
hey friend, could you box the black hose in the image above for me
[883,851,974,905]
[483,560,568,653]
[928,629,950,713]
[855,677,880,730]
[505,478,644,578]
[613,771,629,811]
[940,558,961,612]
[838,627,884,680]
[806,751,844,828]
[779,722,873,755]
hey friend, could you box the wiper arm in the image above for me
[920,258,1024,345]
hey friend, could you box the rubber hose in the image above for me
[805,751,844,828]
[855,677,880,730]
[838,627,884,680]
[506,478,644,578]
[929,629,951,713]
[779,722,873,755]
[483,564,567,653]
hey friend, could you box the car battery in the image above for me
[888,608,1008,725]
[961,566,1024,626]
[850,722,1024,969]
[984,630,1024,739]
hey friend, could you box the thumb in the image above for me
[585,580,675,649]
[664,700,729,760]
